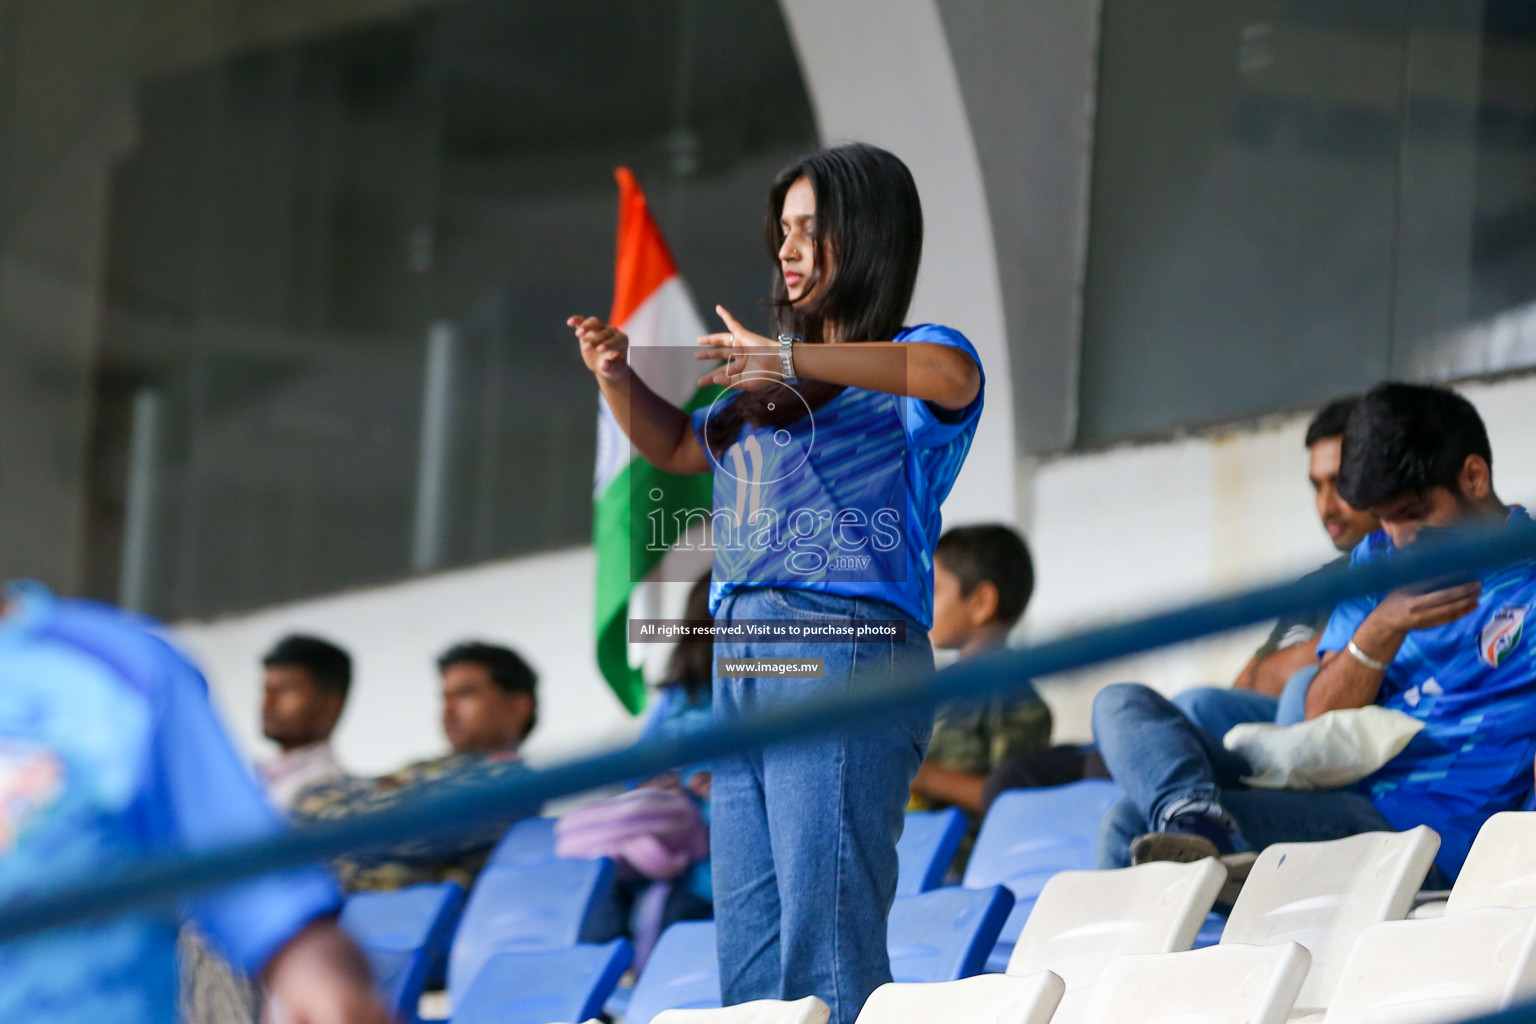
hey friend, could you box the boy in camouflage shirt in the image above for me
[911,525,1052,818]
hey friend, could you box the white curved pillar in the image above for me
[778,0,1016,523]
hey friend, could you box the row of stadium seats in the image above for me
[331,780,1133,1021]
[631,807,1536,1024]
[330,786,984,1021]
[336,780,1536,1024]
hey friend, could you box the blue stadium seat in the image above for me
[622,887,1013,1023]
[447,856,616,998]
[339,881,465,1021]
[1194,911,1226,948]
[896,807,968,895]
[887,885,1015,983]
[962,779,1122,972]
[449,939,634,1024]
[486,816,558,868]
[623,921,722,1024]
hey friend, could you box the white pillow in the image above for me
[1224,706,1424,790]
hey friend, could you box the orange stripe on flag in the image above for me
[610,167,679,329]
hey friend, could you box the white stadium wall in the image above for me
[176,546,640,776]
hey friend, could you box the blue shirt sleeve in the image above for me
[897,324,985,449]
[1316,534,1388,656]
[1317,596,1373,656]
[148,641,340,973]
[689,403,711,447]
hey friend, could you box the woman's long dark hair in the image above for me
[665,575,714,704]
[703,143,924,458]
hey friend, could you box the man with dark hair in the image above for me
[1094,382,1536,886]
[909,524,1052,817]
[257,634,353,810]
[292,641,539,891]
[1171,397,1380,735]
[436,641,538,754]
[981,400,1382,819]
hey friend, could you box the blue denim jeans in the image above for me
[1170,665,1319,739]
[710,586,933,1024]
[1092,682,1394,869]
[1171,687,1280,740]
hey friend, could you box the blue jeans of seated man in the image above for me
[711,587,933,1024]
[1093,682,1393,870]
[1171,665,1320,740]
[1171,687,1279,742]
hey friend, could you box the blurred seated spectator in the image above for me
[1098,383,1536,886]
[910,525,1052,818]
[256,634,353,812]
[0,582,386,1024]
[1172,396,1381,739]
[979,744,1110,811]
[557,576,714,968]
[293,641,538,892]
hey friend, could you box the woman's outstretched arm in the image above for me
[570,315,710,475]
[696,306,981,410]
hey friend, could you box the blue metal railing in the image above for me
[1,521,1534,946]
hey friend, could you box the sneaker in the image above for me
[1130,815,1257,906]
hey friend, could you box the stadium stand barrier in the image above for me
[1,521,1534,948]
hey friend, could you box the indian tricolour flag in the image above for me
[593,167,717,713]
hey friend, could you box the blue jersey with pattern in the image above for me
[0,583,340,1023]
[689,324,984,627]
[1317,508,1536,877]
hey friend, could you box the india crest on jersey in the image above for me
[1479,606,1527,669]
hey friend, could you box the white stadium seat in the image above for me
[1444,812,1536,916]
[1080,941,1311,1024]
[652,996,830,1024]
[1221,826,1440,1015]
[855,971,1065,1024]
[1005,859,1227,1022]
[1324,905,1536,1024]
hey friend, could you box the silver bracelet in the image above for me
[1346,639,1388,672]
[777,332,800,382]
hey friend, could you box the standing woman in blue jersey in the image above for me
[569,143,984,1024]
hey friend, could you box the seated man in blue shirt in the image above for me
[1093,383,1536,888]
[1171,396,1381,737]
[0,582,387,1024]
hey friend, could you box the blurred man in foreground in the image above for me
[293,641,538,891]
[0,582,386,1024]
[1095,383,1536,885]
[258,634,353,811]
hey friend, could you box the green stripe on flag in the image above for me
[594,386,721,714]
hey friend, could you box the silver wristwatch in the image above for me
[777,332,801,382]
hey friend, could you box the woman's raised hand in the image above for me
[569,315,630,381]
[696,306,780,390]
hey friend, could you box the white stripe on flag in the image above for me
[593,275,709,496]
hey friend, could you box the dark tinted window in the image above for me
[1080,0,1536,443]
[80,0,816,618]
